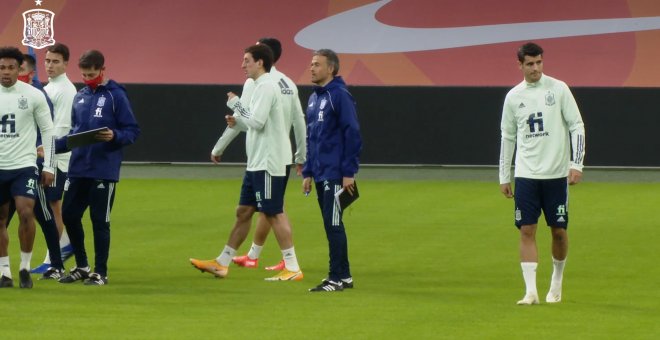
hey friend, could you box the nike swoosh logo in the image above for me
[295,0,660,53]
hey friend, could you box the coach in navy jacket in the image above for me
[55,79,139,180]
[54,50,139,286]
[303,49,362,293]
[302,76,361,181]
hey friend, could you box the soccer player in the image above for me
[303,49,362,292]
[190,44,303,281]
[56,50,140,286]
[499,42,586,305]
[29,43,77,274]
[9,53,67,280]
[0,46,56,288]
[211,37,306,271]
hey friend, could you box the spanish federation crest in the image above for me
[18,97,28,110]
[545,91,556,106]
[22,9,56,49]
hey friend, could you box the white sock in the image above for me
[521,262,538,295]
[550,257,566,289]
[0,256,10,278]
[246,242,263,260]
[59,230,71,248]
[42,250,52,264]
[216,245,236,267]
[281,247,300,272]
[20,251,32,271]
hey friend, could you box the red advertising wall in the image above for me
[2,0,660,87]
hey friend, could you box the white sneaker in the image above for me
[517,293,540,305]
[546,286,562,303]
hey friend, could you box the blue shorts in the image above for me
[0,167,39,204]
[37,163,66,202]
[514,177,569,229]
[239,170,288,215]
[45,168,67,201]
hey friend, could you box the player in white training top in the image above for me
[499,42,585,305]
[211,37,305,271]
[191,44,303,282]
[29,43,78,273]
[0,47,55,288]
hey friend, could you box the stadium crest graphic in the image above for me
[22,6,56,49]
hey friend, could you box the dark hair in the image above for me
[22,54,37,71]
[0,46,24,66]
[517,42,543,62]
[78,50,105,69]
[245,44,273,72]
[47,42,70,62]
[313,49,340,76]
[258,37,282,63]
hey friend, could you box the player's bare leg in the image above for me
[264,213,302,281]
[547,227,568,303]
[518,224,539,305]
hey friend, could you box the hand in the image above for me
[225,115,236,128]
[36,146,44,158]
[211,154,221,164]
[95,128,114,142]
[568,169,582,185]
[227,92,237,100]
[40,171,54,187]
[500,183,513,198]
[343,177,355,195]
[295,164,303,176]
[302,177,312,196]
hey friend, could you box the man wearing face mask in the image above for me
[54,50,140,286]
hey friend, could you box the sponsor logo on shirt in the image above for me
[0,114,18,137]
[525,112,549,139]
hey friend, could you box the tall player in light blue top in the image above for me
[29,43,78,274]
[499,42,585,305]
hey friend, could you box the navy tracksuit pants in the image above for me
[315,179,351,281]
[62,178,116,277]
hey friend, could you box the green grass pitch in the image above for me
[2,175,659,339]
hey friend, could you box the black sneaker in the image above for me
[340,278,354,289]
[58,267,90,283]
[322,277,354,289]
[40,267,65,280]
[19,269,33,288]
[0,275,13,288]
[83,273,108,286]
[309,279,343,292]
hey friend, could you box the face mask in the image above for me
[17,75,30,83]
[84,71,104,90]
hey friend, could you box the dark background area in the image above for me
[118,84,660,167]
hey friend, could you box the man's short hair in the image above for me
[314,49,340,76]
[0,46,24,66]
[22,54,37,71]
[47,42,70,62]
[258,37,282,63]
[517,42,544,62]
[245,44,274,72]
[78,50,105,70]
